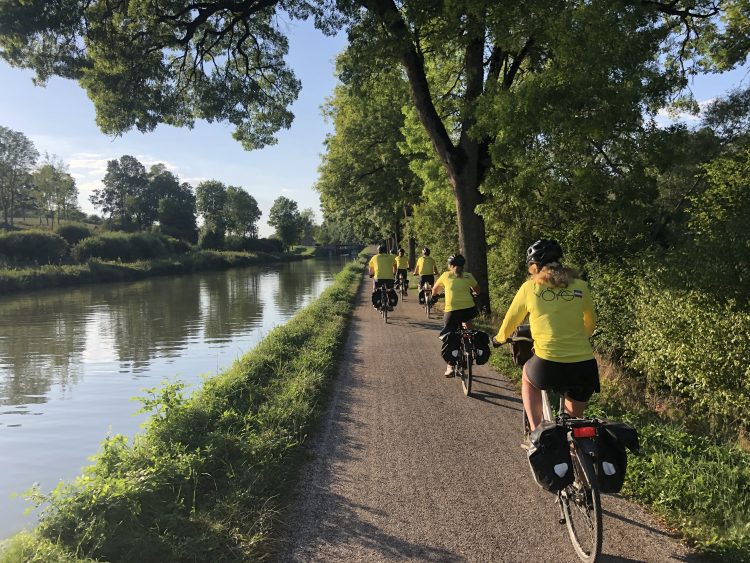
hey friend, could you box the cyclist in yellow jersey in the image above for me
[493,240,599,431]
[432,254,480,376]
[394,248,409,296]
[368,244,397,307]
[413,247,439,304]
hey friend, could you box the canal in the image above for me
[0,257,348,538]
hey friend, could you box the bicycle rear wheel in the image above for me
[461,354,473,396]
[560,446,603,562]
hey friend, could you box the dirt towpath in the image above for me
[280,275,699,562]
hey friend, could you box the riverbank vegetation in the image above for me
[0,251,366,562]
[0,248,309,294]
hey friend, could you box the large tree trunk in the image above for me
[451,169,490,314]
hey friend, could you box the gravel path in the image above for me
[279,276,699,562]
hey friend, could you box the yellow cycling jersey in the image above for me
[435,271,478,312]
[369,254,396,279]
[415,256,437,275]
[395,255,409,269]
[496,278,596,363]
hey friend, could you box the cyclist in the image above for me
[492,239,598,432]
[413,247,439,305]
[394,248,409,296]
[368,244,397,309]
[431,254,481,376]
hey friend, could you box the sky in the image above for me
[0,17,347,237]
[0,19,749,238]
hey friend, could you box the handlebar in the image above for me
[491,335,534,348]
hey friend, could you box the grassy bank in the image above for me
[0,250,367,562]
[0,250,309,294]
[476,318,750,562]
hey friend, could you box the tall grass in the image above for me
[0,251,366,563]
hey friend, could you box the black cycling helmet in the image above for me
[447,253,466,267]
[526,239,563,266]
[378,244,387,253]
[422,247,430,256]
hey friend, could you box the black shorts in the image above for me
[440,306,478,338]
[524,355,600,402]
[374,279,394,289]
[419,275,435,288]
[396,269,408,283]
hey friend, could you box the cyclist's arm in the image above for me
[495,284,528,342]
[368,257,375,277]
[469,273,480,294]
[582,284,597,336]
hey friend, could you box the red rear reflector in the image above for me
[572,426,597,438]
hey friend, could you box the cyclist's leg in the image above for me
[564,397,587,418]
[522,366,544,431]
[561,358,600,418]
[522,355,559,431]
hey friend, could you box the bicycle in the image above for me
[452,323,476,397]
[422,282,432,318]
[377,284,391,323]
[397,271,408,300]
[498,336,603,562]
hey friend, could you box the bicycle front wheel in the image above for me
[560,446,603,563]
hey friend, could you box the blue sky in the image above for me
[1,19,749,237]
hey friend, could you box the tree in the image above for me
[147,165,198,242]
[316,52,421,249]
[268,196,301,250]
[195,180,228,246]
[0,0,318,150]
[298,208,317,244]
[90,155,149,230]
[225,185,261,238]
[0,126,38,225]
[31,154,78,228]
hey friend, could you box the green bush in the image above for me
[55,224,92,247]
[628,287,750,433]
[72,232,190,263]
[0,230,68,265]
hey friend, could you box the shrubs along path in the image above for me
[0,253,366,562]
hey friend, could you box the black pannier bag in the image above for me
[441,332,461,364]
[528,422,574,492]
[472,330,492,365]
[595,420,639,494]
[388,289,398,307]
[418,289,426,304]
[371,290,381,308]
[510,324,533,366]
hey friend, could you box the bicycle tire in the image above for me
[384,303,388,323]
[461,351,473,396]
[560,445,603,563]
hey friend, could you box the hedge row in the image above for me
[0,250,302,294]
[0,251,366,562]
[0,231,69,264]
[587,261,750,435]
[72,232,190,262]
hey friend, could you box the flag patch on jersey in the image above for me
[573,290,583,298]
